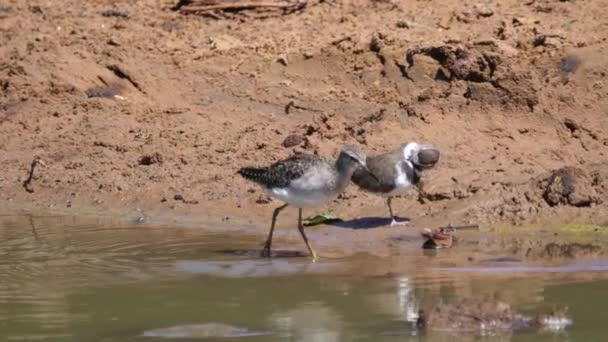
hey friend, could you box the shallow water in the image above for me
[1,215,608,341]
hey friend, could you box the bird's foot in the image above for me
[390,218,409,227]
[309,249,318,263]
[260,244,272,258]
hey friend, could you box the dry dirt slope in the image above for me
[0,0,607,228]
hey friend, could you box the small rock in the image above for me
[369,32,384,52]
[563,118,578,133]
[85,83,123,98]
[560,54,581,74]
[256,195,272,204]
[542,167,601,207]
[475,5,494,17]
[282,134,304,148]
[276,54,288,66]
[138,152,163,166]
[560,54,582,83]
[513,16,540,26]
[396,20,411,29]
[107,37,120,46]
[174,194,184,201]
[100,9,128,18]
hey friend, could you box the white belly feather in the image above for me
[383,161,414,197]
[264,166,340,208]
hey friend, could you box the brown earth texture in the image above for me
[1,0,608,253]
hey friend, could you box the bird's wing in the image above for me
[351,153,398,193]
[264,154,326,188]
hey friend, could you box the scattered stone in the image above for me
[276,54,288,66]
[107,37,120,46]
[173,194,199,204]
[560,54,582,83]
[474,5,494,18]
[22,157,46,193]
[100,9,129,18]
[560,54,581,74]
[533,34,563,48]
[208,35,244,51]
[396,20,411,29]
[138,152,163,166]
[512,16,540,26]
[256,195,272,204]
[282,134,304,148]
[563,118,578,133]
[542,167,601,207]
[369,32,385,52]
[406,45,494,83]
[85,83,124,98]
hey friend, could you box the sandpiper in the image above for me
[351,142,440,226]
[238,145,369,260]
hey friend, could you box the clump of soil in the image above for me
[139,153,163,166]
[542,167,601,207]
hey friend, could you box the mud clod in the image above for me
[139,153,163,166]
[85,83,124,98]
[282,134,304,148]
[560,54,581,75]
[406,46,493,82]
[100,9,129,18]
[563,118,578,133]
[543,167,601,207]
[22,157,46,193]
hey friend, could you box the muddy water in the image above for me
[1,215,608,341]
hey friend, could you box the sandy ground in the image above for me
[1,0,608,254]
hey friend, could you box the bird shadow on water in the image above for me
[328,216,410,230]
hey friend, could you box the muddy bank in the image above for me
[1,0,608,232]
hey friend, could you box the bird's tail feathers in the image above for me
[238,167,269,184]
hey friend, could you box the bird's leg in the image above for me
[297,208,318,262]
[261,203,288,257]
[387,197,408,227]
